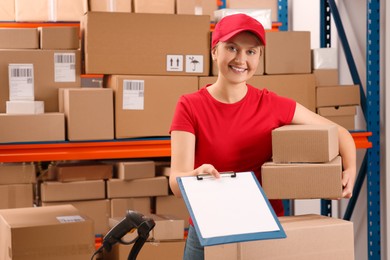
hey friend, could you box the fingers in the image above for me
[341,170,355,198]
[197,164,220,179]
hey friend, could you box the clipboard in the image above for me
[177,171,286,246]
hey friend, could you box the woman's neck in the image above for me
[207,79,248,104]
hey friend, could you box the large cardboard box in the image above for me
[40,180,106,202]
[111,197,151,218]
[261,156,342,199]
[107,177,169,198]
[272,124,339,163]
[51,161,113,182]
[313,69,339,86]
[15,0,88,22]
[116,161,155,180]
[0,49,81,113]
[61,88,114,141]
[0,28,39,49]
[150,214,185,240]
[199,74,317,112]
[39,26,80,50]
[107,75,198,138]
[0,205,95,260]
[0,184,34,209]
[0,113,65,143]
[89,0,132,12]
[265,31,311,75]
[228,0,278,21]
[316,85,360,108]
[156,195,190,227]
[0,0,14,21]
[83,12,210,76]
[133,0,175,14]
[42,199,111,235]
[317,105,357,130]
[176,0,218,21]
[0,163,36,184]
[205,214,354,260]
[104,240,185,260]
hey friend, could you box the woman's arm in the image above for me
[169,130,220,197]
[291,103,357,198]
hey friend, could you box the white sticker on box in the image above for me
[54,53,76,82]
[8,64,34,101]
[166,55,184,72]
[185,55,203,73]
[57,215,85,223]
[123,80,144,110]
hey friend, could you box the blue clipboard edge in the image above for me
[177,171,286,247]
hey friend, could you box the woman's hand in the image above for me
[341,167,356,198]
[194,164,220,179]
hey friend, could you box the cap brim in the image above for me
[218,28,265,46]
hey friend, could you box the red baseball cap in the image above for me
[212,13,266,49]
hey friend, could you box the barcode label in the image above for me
[55,54,76,64]
[10,68,33,78]
[57,215,85,223]
[123,80,145,110]
[54,53,76,82]
[8,64,34,101]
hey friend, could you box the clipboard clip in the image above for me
[196,171,237,180]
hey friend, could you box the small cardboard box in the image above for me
[107,177,169,198]
[61,88,114,141]
[176,0,218,21]
[0,28,38,49]
[150,214,185,240]
[0,184,34,209]
[205,214,354,260]
[39,26,80,50]
[228,0,278,22]
[261,156,342,199]
[0,205,95,260]
[316,85,360,108]
[265,31,311,75]
[156,196,190,228]
[272,124,339,163]
[6,101,44,114]
[0,163,36,184]
[0,0,14,21]
[40,180,106,202]
[317,106,357,130]
[116,161,155,180]
[313,69,339,86]
[89,0,132,12]
[51,162,113,182]
[0,113,65,143]
[83,12,210,75]
[106,75,198,138]
[133,0,175,14]
[111,197,152,218]
[42,199,111,235]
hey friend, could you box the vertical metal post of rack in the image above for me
[319,0,333,217]
[277,0,288,31]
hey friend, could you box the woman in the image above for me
[169,13,356,260]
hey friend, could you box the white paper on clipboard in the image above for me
[177,171,286,246]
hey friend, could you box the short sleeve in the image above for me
[169,95,196,135]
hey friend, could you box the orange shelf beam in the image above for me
[351,132,372,149]
[0,139,171,163]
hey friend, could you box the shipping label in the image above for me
[123,80,144,110]
[8,64,34,101]
[54,53,76,82]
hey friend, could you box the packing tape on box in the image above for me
[108,0,116,12]
[48,0,57,21]
[195,0,203,15]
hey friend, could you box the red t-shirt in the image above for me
[170,84,296,216]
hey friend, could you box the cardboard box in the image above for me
[116,161,155,180]
[15,0,88,22]
[265,31,311,75]
[316,85,360,108]
[261,156,342,199]
[0,113,65,143]
[0,184,34,209]
[40,180,106,202]
[228,0,278,22]
[107,177,169,198]
[176,0,218,21]
[0,205,95,260]
[133,0,175,14]
[0,0,14,21]
[104,240,185,260]
[155,161,171,176]
[312,48,338,69]
[272,124,339,163]
[0,49,81,113]
[89,0,132,12]
[6,101,44,114]
[156,196,190,227]
[61,88,114,141]
[313,69,339,86]
[317,106,357,130]
[80,74,104,88]
[150,214,185,240]
[42,199,111,235]
[39,26,80,50]
[0,28,38,49]
[107,75,198,138]
[51,162,113,182]
[205,214,354,260]
[83,12,210,76]
[0,163,36,184]
[111,197,152,218]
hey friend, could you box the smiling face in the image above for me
[212,31,263,85]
